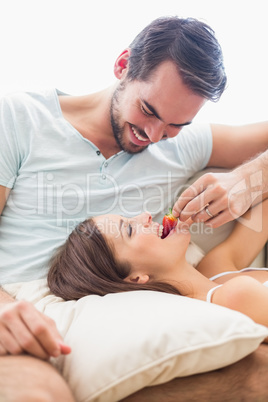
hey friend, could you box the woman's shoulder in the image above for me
[213,276,262,309]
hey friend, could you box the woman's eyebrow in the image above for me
[143,99,192,127]
[119,219,124,237]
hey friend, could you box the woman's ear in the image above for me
[125,273,149,285]
[114,49,130,79]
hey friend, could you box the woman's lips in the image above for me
[165,221,190,238]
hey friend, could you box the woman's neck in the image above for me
[173,261,216,301]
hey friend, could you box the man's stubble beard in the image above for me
[110,82,147,155]
[110,85,126,152]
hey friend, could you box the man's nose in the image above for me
[144,121,166,143]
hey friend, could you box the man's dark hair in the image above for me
[127,16,227,101]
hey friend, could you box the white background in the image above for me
[0,0,267,124]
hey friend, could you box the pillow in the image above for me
[5,279,268,402]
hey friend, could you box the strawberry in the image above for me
[161,208,178,239]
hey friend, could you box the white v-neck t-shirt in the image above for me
[0,89,212,284]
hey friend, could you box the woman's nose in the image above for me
[135,212,152,226]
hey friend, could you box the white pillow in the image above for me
[4,279,268,402]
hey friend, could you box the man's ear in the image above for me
[125,273,149,285]
[114,49,130,79]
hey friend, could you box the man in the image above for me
[0,16,267,401]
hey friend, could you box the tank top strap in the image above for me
[206,285,223,303]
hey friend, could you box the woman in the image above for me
[48,199,268,328]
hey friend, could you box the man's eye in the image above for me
[141,105,153,116]
[127,224,133,237]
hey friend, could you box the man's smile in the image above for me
[129,124,151,146]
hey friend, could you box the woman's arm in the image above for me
[196,199,268,278]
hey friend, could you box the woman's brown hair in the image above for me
[48,218,181,300]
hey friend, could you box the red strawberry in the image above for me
[161,208,178,239]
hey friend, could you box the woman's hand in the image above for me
[0,300,71,360]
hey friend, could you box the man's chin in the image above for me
[124,143,149,154]
[111,125,150,154]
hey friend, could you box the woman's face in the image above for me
[93,212,191,283]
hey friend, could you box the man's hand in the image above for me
[172,170,254,228]
[0,300,71,360]
[173,150,268,228]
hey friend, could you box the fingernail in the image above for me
[51,349,60,357]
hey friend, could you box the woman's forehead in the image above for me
[94,214,123,237]
[94,214,122,225]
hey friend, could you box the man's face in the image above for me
[110,60,206,154]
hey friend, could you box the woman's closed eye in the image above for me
[127,223,133,237]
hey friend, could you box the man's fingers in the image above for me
[177,191,215,222]
[23,308,71,356]
[173,174,229,222]
[1,301,51,359]
[0,339,8,355]
[192,199,224,222]
[173,169,255,227]
[202,211,234,228]
[0,326,24,355]
[0,300,70,359]
[173,173,219,217]
[7,318,51,359]
[19,302,62,358]
[59,341,72,355]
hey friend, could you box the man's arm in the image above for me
[208,122,268,168]
[0,185,10,215]
[121,344,268,402]
[0,185,71,359]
